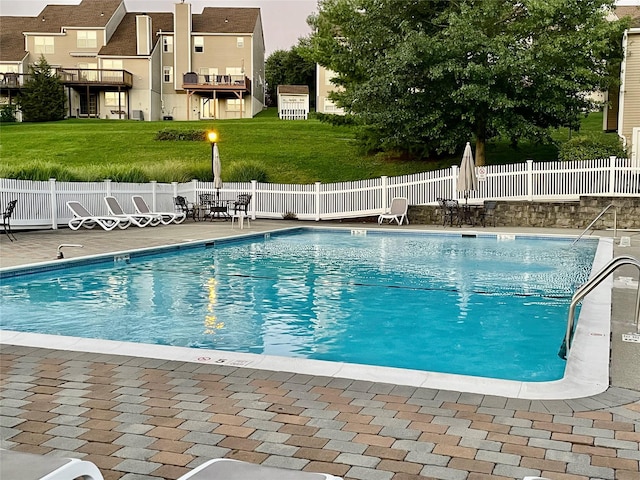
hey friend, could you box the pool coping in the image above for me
[0,227,613,400]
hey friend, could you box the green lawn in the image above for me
[0,108,612,184]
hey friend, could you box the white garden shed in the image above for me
[277,85,309,120]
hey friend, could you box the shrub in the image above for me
[315,112,357,126]
[155,129,207,141]
[225,162,269,183]
[3,161,78,181]
[0,105,17,123]
[558,135,627,161]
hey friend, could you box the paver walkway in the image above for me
[1,222,639,479]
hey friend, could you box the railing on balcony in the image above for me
[182,73,249,91]
[0,73,27,88]
[57,68,133,87]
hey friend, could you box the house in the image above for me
[316,65,345,115]
[0,0,265,121]
[277,85,309,120]
[604,6,640,165]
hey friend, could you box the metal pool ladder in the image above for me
[559,255,640,359]
[571,203,617,246]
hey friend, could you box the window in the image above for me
[163,36,173,53]
[194,37,204,53]
[105,92,125,107]
[34,36,54,54]
[78,62,98,81]
[199,67,217,83]
[102,59,122,70]
[77,31,97,48]
[226,67,242,75]
[163,66,173,83]
[236,37,244,48]
[226,99,244,112]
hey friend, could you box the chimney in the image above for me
[136,14,152,56]
[174,2,192,90]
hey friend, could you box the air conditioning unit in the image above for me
[131,110,144,121]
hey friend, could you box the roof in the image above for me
[278,85,309,95]
[0,1,261,61]
[615,6,640,28]
[99,13,173,56]
[192,7,260,34]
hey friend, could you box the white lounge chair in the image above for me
[67,201,130,231]
[104,196,160,227]
[178,458,342,480]
[132,195,186,225]
[0,449,104,480]
[378,197,409,225]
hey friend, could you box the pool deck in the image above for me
[1,221,639,480]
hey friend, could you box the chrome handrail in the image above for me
[560,255,640,359]
[571,204,617,246]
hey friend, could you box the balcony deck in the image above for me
[182,73,250,94]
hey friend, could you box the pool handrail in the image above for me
[560,255,640,359]
[571,204,617,246]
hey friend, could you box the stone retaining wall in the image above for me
[407,196,640,229]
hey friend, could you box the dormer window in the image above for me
[194,36,204,53]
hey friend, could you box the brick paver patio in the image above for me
[1,223,639,479]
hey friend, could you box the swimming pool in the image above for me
[0,228,612,399]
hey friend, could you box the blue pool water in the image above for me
[0,229,597,382]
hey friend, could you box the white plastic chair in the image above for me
[378,197,409,225]
[0,449,104,480]
[132,195,186,225]
[178,458,342,480]
[231,194,252,229]
[104,196,160,227]
[67,201,130,231]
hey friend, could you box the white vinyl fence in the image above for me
[1,157,638,229]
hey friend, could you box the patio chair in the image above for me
[0,448,104,480]
[438,198,461,227]
[177,458,342,480]
[378,197,409,225]
[2,199,18,241]
[480,200,497,227]
[132,195,186,225]
[67,201,131,231]
[174,195,196,220]
[230,193,252,229]
[104,196,160,227]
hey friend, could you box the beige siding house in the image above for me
[604,6,640,164]
[0,0,265,121]
[316,65,345,115]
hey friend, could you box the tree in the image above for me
[308,0,627,164]
[19,55,66,122]
[265,43,316,108]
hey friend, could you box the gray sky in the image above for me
[0,0,317,55]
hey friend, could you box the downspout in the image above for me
[617,29,629,149]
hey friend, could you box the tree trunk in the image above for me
[475,121,487,166]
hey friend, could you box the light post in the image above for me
[207,131,218,183]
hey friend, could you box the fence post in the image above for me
[527,159,534,201]
[251,180,257,220]
[381,175,388,211]
[150,181,157,210]
[191,179,198,204]
[451,165,458,199]
[104,179,112,197]
[49,178,58,230]
[315,182,321,221]
[609,156,616,194]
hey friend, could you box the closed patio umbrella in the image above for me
[457,142,478,204]
[213,143,222,200]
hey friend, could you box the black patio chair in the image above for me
[480,200,497,227]
[2,199,18,241]
[437,198,461,227]
[231,194,252,229]
[174,196,195,220]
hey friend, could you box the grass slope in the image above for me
[0,108,610,184]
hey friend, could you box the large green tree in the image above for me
[309,0,627,164]
[265,43,316,108]
[19,55,66,122]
